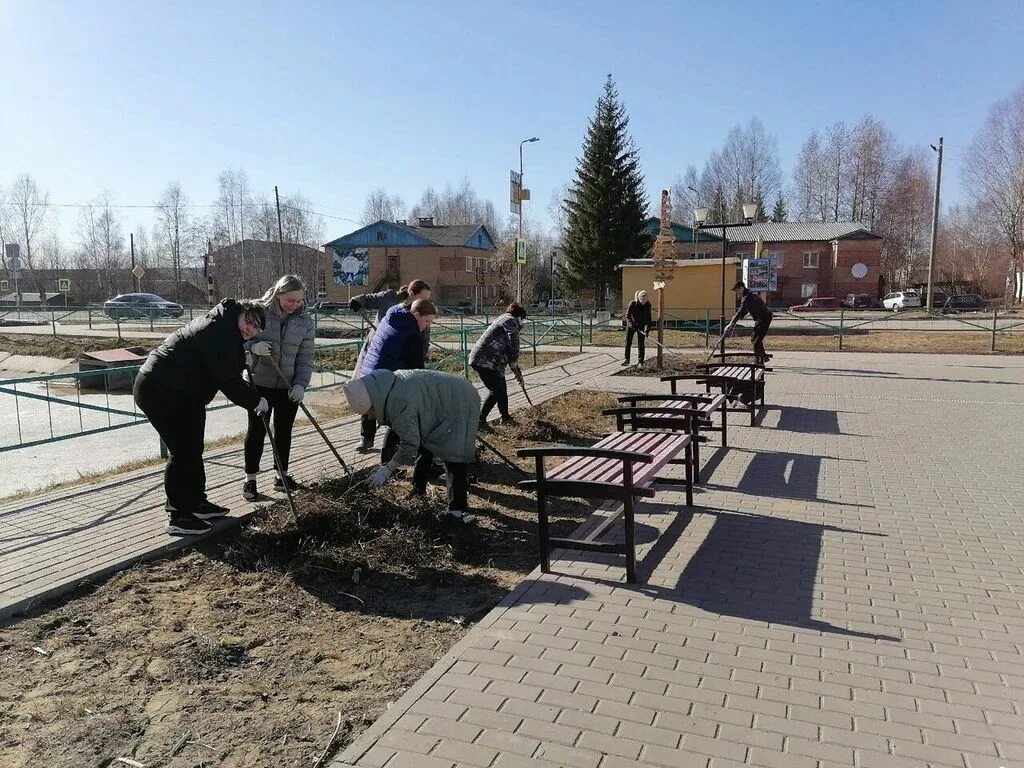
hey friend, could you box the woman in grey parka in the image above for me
[344,369,480,522]
[468,302,526,428]
[243,274,316,500]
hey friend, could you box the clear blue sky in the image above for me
[2,0,1022,241]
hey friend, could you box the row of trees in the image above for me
[0,169,326,302]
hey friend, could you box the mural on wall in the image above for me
[332,247,369,286]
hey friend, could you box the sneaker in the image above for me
[274,474,302,491]
[499,415,517,426]
[357,438,374,453]
[193,501,230,520]
[166,512,213,536]
[442,510,476,525]
[242,479,258,501]
[620,359,631,367]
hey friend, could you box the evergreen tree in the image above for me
[771,192,789,223]
[562,76,650,308]
[752,185,768,222]
[709,184,728,224]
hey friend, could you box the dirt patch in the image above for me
[0,391,616,768]
[0,334,158,360]
[610,353,707,378]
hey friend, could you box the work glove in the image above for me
[288,384,305,403]
[366,462,394,489]
[254,397,270,416]
[251,341,272,357]
[349,299,361,312]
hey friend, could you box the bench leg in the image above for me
[685,441,694,506]
[624,494,637,583]
[692,421,701,484]
[721,401,728,447]
[536,483,552,573]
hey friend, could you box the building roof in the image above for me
[324,220,496,251]
[706,221,880,243]
[645,218,880,244]
[618,258,739,269]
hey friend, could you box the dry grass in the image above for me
[0,334,157,359]
[0,391,617,768]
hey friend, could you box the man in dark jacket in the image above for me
[134,299,269,536]
[623,290,654,365]
[728,281,774,363]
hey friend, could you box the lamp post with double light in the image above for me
[694,202,758,359]
[517,136,539,303]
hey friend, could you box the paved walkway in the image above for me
[333,352,1024,768]
[0,351,623,619]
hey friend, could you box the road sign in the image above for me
[5,243,20,272]
[0,280,7,292]
[132,265,145,279]
[58,278,71,292]
[510,170,522,215]
[515,238,527,265]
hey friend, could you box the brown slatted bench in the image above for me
[663,357,768,426]
[518,430,693,583]
[602,392,728,482]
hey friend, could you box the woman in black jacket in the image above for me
[134,299,269,536]
[623,289,653,365]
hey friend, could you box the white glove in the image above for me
[254,397,270,416]
[242,368,251,385]
[251,341,272,357]
[289,384,305,403]
[367,463,394,489]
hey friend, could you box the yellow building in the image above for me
[619,218,737,322]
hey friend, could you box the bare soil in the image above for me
[0,390,619,768]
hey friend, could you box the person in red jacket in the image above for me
[134,299,269,536]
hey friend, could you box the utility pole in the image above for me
[275,185,287,274]
[925,137,944,311]
[130,233,139,292]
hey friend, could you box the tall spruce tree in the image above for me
[562,76,650,308]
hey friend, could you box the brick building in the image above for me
[633,219,884,308]
[323,218,500,308]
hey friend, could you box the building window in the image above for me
[689,251,713,260]
[465,256,473,272]
[803,251,819,269]
[801,282,817,298]
[376,230,387,242]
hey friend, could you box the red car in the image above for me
[789,297,840,312]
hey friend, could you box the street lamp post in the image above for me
[694,202,758,360]
[517,136,539,303]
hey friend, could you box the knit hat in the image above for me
[343,377,373,414]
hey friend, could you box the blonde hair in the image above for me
[635,290,648,302]
[259,274,307,309]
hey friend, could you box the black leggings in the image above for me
[133,373,208,515]
[244,385,300,474]
[473,365,510,420]
[625,326,646,362]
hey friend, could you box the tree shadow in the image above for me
[772,406,860,435]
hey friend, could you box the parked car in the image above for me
[547,298,571,314]
[841,293,874,309]
[941,294,987,314]
[313,301,347,313]
[104,293,183,320]
[881,290,922,312]
[789,297,840,312]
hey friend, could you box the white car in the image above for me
[882,290,921,312]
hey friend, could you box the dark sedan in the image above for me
[104,293,184,320]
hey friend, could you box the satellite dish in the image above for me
[851,263,868,279]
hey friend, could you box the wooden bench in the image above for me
[603,392,728,482]
[518,430,693,583]
[663,356,768,426]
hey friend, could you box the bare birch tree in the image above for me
[361,188,405,224]
[962,82,1024,301]
[155,182,191,301]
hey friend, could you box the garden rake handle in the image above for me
[260,411,300,524]
[512,366,533,406]
[476,434,528,476]
[264,355,350,475]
